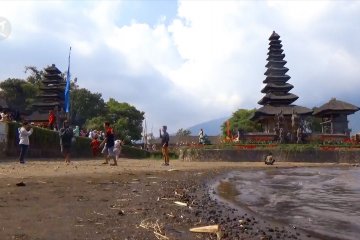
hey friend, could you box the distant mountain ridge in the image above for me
[186,117,228,136]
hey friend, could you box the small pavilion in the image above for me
[313,98,359,135]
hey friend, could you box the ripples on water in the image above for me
[224,167,360,240]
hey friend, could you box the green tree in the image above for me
[70,88,106,126]
[176,128,191,137]
[84,98,145,142]
[25,66,43,85]
[0,78,39,113]
[105,98,145,141]
[84,116,107,132]
[221,109,262,136]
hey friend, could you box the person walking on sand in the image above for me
[159,125,170,166]
[113,139,123,162]
[18,121,33,164]
[90,135,100,157]
[101,122,117,166]
[59,120,73,164]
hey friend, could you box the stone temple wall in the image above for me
[180,148,360,164]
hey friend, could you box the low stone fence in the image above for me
[180,148,360,164]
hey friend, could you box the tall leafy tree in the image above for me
[84,116,107,132]
[221,109,262,136]
[24,66,43,85]
[0,78,39,113]
[70,88,106,126]
[84,98,145,142]
[105,98,145,141]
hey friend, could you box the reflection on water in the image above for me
[223,167,360,240]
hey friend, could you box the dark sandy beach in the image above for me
[0,159,347,240]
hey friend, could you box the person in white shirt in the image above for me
[199,129,204,144]
[18,121,33,164]
[113,139,123,161]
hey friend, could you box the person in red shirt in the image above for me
[101,122,117,166]
[48,110,56,130]
[90,136,100,157]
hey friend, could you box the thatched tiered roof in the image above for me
[258,31,299,106]
[32,64,65,113]
[313,98,359,116]
[251,31,312,121]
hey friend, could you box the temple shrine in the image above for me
[251,31,312,134]
[313,98,359,135]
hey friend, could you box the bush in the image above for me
[149,150,178,159]
[7,122,92,157]
[122,145,150,158]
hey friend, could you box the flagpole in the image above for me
[64,46,71,121]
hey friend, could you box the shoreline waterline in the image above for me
[212,166,360,240]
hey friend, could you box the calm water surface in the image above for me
[220,167,360,240]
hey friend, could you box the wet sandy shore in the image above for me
[0,159,348,240]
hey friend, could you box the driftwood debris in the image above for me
[139,219,168,240]
[190,225,219,233]
[174,201,187,207]
[190,225,222,240]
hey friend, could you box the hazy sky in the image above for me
[0,0,359,133]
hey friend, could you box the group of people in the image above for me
[15,104,171,167]
[59,121,124,166]
[0,110,20,122]
[17,120,126,166]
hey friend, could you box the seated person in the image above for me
[264,152,275,165]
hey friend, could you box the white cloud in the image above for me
[266,0,333,30]
[0,0,359,133]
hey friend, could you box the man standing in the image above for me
[18,121,33,164]
[102,122,117,166]
[48,110,56,130]
[59,120,73,164]
[159,125,170,166]
[198,128,204,144]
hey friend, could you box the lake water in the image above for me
[218,167,360,240]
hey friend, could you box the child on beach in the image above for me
[90,136,100,157]
[113,139,123,161]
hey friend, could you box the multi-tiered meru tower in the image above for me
[251,31,312,133]
[33,64,66,112]
[29,64,66,123]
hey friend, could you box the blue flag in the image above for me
[64,47,71,113]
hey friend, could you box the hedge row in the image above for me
[5,122,175,159]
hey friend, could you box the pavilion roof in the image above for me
[313,98,360,116]
[261,83,294,93]
[269,31,280,40]
[258,92,298,105]
[251,105,313,121]
[44,64,61,74]
[25,111,48,122]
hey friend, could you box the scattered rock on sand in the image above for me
[16,182,26,187]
